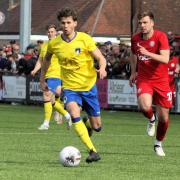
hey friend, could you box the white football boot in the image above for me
[147,121,155,137]
[154,145,165,156]
[38,124,49,130]
[64,113,72,129]
[54,111,63,125]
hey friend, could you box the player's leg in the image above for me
[53,85,71,128]
[64,89,99,163]
[38,90,53,130]
[53,96,63,124]
[81,85,102,162]
[154,106,169,156]
[82,115,93,137]
[47,78,71,128]
[153,85,172,156]
[137,82,156,136]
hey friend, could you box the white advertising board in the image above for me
[2,76,26,99]
[108,79,137,105]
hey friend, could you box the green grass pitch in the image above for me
[0,104,180,180]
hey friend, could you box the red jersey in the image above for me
[131,30,170,82]
[168,56,178,87]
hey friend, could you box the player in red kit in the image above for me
[168,47,180,106]
[130,11,172,156]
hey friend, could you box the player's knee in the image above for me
[44,91,52,100]
[141,106,151,112]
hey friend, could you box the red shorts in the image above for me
[136,80,172,108]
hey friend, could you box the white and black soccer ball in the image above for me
[59,146,81,167]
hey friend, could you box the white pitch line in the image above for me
[0,132,178,137]
[0,132,144,136]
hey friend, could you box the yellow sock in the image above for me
[53,101,67,116]
[55,96,60,103]
[74,120,96,152]
[44,101,53,121]
[57,97,65,107]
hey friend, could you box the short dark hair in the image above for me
[46,24,57,31]
[10,40,16,44]
[57,7,78,21]
[137,11,154,21]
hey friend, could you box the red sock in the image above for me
[156,119,169,141]
[142,108,154,120]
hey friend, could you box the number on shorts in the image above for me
[167,92,172,101]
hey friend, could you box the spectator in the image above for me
[17,45,38,75]
[0,48,8,71]
[104,41,112,55]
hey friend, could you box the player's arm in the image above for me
[129,53,137,87]
[31,57,42,76]
[91,48,107,79]
[137,38,170,64]
[40,52,52,91]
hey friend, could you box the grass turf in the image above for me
[0,104,180,180]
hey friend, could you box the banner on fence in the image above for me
[108,79,137,105]
[26,76,43,103]
[2,75,26,100]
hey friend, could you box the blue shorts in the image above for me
[63,85,100,117]
[46,78,62,94]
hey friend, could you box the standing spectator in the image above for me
[0,48,8,71]
[104,41,112,54]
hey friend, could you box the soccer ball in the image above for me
[59,146,81,167]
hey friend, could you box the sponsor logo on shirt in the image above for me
[138,54,151,61]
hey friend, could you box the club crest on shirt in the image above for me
[75,48,81,54]
[149,41,155,47]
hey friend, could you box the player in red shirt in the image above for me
[168,47,180,106]
[130,11,171,156]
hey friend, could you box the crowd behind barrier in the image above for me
[0,31,179,78]
[0,38,132,79]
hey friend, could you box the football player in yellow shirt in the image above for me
[40,8,107,163]
[31,24,71,130]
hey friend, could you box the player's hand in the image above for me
[137,43,150,56]
[129,73,136,87]
[96,68,107,79]
[31,70,36,76]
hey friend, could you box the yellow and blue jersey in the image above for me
[47,32,97,91]
[39,42,61,79]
